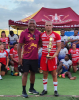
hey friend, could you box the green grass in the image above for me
[0,70,79,100]
[0,97,79,100]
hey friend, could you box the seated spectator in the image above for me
[69,43,79,73]
[0,31,9,49]
[68,29,79,48]
[57,54,76,80]
[9,42,19,75]
[8,31,18,49]
[0,42,9,80]
[58,41,68,62]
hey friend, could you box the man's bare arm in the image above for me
[17,43,23,65]
[53,42,61,58]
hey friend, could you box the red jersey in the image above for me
[68,48,79,64]
[40,31,61,57]
[0,37,9,48]
[10,48,18,61]
[0,50,8,65]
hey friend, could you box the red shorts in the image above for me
[40,56,57,71]
[73,58,79,66]
[72,60,78,66]
[14,62,18,67]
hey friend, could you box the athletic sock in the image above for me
[30,83,34,90]
[43,79,48,91]
[11,66,14,72]
[23,86,26,93]
[53,82,58,91]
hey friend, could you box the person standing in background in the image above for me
[8,31,18,49]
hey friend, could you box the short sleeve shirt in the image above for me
[0,50,8,65]
[58,48,68,61]
[61,35,68,42]
[0,37,9,48]
[60,59,72,69]
[68,48,79,62]
[10,48,18,61]
[40,31,61,57]
[19,29,41,60]
[8,34,18,45]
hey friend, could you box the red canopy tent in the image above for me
[8,7,79,30]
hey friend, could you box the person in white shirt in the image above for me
[8,31,18,49]
[60,29,68,46]
[57,54,76,80]
[69,29,79,48]
[58,41,68,61]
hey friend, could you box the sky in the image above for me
[0,0,79,29]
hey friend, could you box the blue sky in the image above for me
[0,0,79,29]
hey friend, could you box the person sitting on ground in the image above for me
[58,41,68,63]
[8,31,18,49]
[3,42,10,71]
[2,42,14,75]
[57,54,76,80]
[0,31,9,49]
[68,43,79,73]
[9,42,19,75]
[0,42,9,80]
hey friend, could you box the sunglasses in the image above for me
[33,35,36,40]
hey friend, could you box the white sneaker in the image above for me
[0,75,2,80]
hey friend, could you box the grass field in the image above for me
[0,70,79,100]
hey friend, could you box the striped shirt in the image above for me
[40,31,61,57]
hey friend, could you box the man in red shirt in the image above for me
[10,42,19,74]
[40,21,61,96]
[69,43,79,72]
[0,42,9,80]
[18,19,40,98]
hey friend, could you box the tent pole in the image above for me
[17,28,19,35]
[9,25,10,34]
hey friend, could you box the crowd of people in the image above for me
[0,19,79,98]
[0,30,19,79]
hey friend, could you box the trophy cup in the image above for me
[46,37,53,58]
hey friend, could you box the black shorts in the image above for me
[1,63,6,71]
[22,59,38,73]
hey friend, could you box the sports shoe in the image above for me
[54,91,59,96]
[40,90,47,96]
[0,75,2,80]
[14,72,19,76]
[28,88,39,94]
[58,74,62,78]
[22,91,28,98]
[11,71,14,76]
[62,74,65,78]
